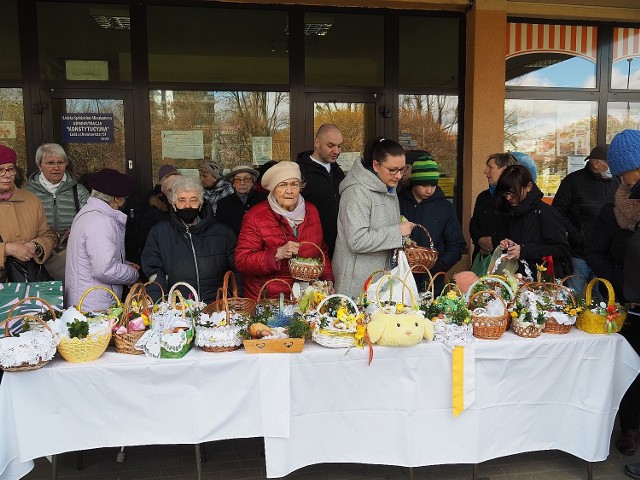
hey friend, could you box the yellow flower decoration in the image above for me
[510,311,518,318]
[336,306,348,321]
[395,303,405,314]
[569,309,577,316]
[313,292,325,305]
[536,263,547,272]
[446,290,458,301]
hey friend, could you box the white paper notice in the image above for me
[162,130,204,160]
[252,137,273,165]
[567,154,587,174]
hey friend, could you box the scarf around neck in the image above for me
[614,182,640,231]
[268,193,306,231]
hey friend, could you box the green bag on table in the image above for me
[0,281,63,336]
[470,253,492,278]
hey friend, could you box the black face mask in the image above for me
[175,207,200,224]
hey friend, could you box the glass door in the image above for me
[305,94,379,171]
[39,89,135,182]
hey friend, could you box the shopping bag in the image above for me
[366,251,419,306]
[0,281,63,336]
[470,252,491,277]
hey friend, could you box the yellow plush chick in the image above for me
[366,310,434,347]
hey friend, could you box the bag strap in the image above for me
[72,184,80,212]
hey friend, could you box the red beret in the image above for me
[0,145,17,165]
[90,168,135,197]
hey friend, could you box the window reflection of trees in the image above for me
[0,88,26,168]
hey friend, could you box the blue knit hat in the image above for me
[608,129,640,176]
[510,151,537,182]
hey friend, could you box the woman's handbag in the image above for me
[4,257,51,282]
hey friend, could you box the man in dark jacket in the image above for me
[552,145,618,297]
[296,124,345,258]
[217,164,267,237]
[399,157,466,294]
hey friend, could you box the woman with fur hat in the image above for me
[235,161,333,300]
[199,160,234,215]
[399,155,466,294]
[65,168,139,311]
[332,137,415,299]
[0,145,57,282]
[584,129,640,458]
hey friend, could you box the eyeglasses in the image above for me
[502,190,518,199]
[0,166,16,177]
[42,161,66,168]
[275,181,301,190]
[233,176,254,184]
[376,161,409,176]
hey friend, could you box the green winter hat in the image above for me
[410,156,439,186]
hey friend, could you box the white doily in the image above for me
[0,330,59,368]
[135,307,193,358]
[195,325,242,348]
[432,320,474,349]
[547,311,577,326]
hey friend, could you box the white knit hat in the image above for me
[260,161,301,192]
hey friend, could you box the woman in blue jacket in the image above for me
[399,156,466,295]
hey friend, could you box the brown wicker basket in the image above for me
[205,271,257,319]
[1,297,58,372]
[403,224,439,273]
[512,322,542,338]
[468,290,509,340]
[257,278,298,311]
[523,282,576,335]
[113,283,153,355]
[289,241,325,282]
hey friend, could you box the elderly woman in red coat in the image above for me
[235,161,334,300]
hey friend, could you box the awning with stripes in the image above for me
[507,23,640,63]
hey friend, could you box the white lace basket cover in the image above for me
[195,311,243,349]
[0,328,59,369]
[432,319,474,349]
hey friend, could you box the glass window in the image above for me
[305,12,383,87]
[149,90,290,183]
[399,95,459,197]
[0,1,20,80]
[504,99,598,196]
[606,102,640,142]
[37,2,131,81]
[611,28,640,90]
[399,16,459,89]
[147,6,288,84]
[506,23,597,88]
[0,88,26,176]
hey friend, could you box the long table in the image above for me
[1,330,639,480]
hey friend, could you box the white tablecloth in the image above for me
[264,331,640,477]
[1,330,639,480]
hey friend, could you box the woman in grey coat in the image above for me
[332,138,415,299]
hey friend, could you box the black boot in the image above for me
[617,430,639,456]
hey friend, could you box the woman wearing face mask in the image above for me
[65,168,139,311]
[141,176,239,303]
[468,153,517,264]
[584,130,640,458]
[495,164,570,278]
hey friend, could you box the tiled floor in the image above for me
[21,425,640,480]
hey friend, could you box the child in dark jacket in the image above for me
[398,156,466,295]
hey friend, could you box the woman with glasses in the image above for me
[235,161,334,300]
[495,164,570,278]
[216,164,267,237]
[0,145,57,282]
[332,137,415,299]
[25,143,90,280]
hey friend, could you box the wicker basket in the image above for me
[468,289,509,340]
[541,282,577,334]
[312,294,361,348]
[160,283,197,358]
[403,224,439,273]
[576,278,627,334]
[57,287,115,363]
[113,283,154,355]
[464,275,515,304]
[512,322,542,338]
[205,271,256,319]
[197,286,245,353]
[1,297,59,371]
[255,278,298,328]
[289,241,325,282]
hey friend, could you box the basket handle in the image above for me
[410,224,435,249]
[463,275,514,303]
[144,280,166,303]
[426,271,449,296]
[257,278,295,302]
[405,265,434,298]
[167,281,199,304]
[374,273,416,307]
[441,282,464,298]
[2,313,53,338]
[77,286,121,314]
[295,241,325,265]
[467,289,507,312]
[3,296,58,338]
[316,294,360,315]
[585,277,616,307]
[221,271,239,299]
[118,283,153,327]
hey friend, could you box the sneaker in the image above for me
[617,430,639,456]
[625,462,640,479]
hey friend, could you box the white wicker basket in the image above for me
[311,294,361,349]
